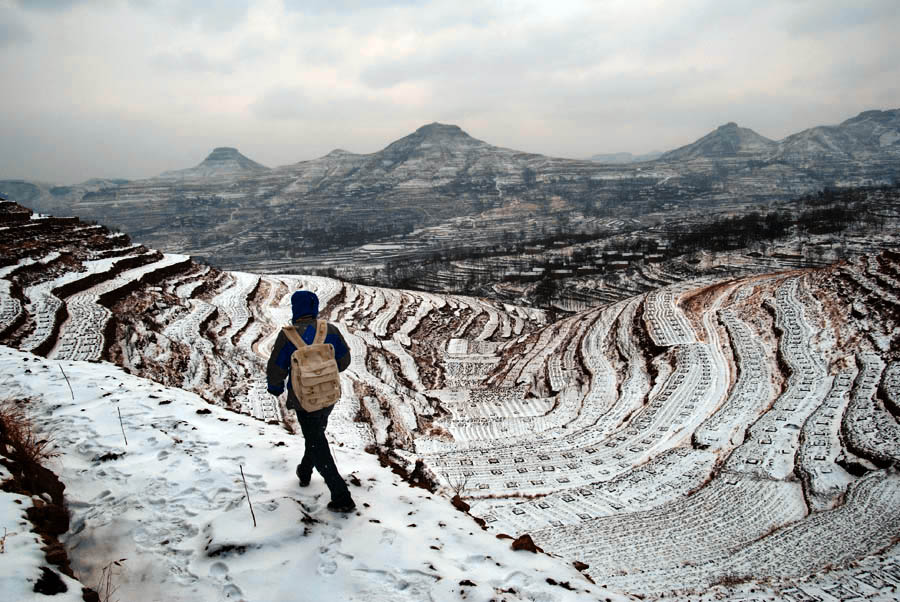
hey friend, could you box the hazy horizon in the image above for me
[2,0,898,184]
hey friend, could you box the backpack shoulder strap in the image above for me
[313,319,328,345]
[282,325,306,349]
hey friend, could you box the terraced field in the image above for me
[2,199,900,600]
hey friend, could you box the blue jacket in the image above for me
[266,291,351,400]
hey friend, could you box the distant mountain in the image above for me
[159,147,269,179]
[658,109,900,165]
[274,121,550,198]
[80,178,130,188]
[588,151,663,164]
[7,111,900,273]
[0,179,44,204]
[660,122,777,161]
[775,109,900,163]
[380,122,490,160]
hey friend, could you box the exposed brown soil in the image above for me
[270,280,289,307]
[680,280,735,343]
[0,399,98,601]
[511,533,544,554]
[367,444,439,493]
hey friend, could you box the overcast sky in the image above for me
[1,0,898,184]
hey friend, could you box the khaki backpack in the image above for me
[281,320,341,412]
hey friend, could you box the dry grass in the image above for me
[97,558,127,602]
[0,527,11,553]
[0,399,58,469]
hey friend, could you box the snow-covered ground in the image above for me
[4,200,900,600]
[0,486,87,602]
[0,346,626,601]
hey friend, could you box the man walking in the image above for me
[267,290,355,512]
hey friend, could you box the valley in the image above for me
[2,198,899,599]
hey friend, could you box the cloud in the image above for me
[0,10,31,47]
[827,51,900,90]
[283,0,426,15]
[171,0,250,32]
[249,85,401,127]
[282,0,502,36]
[13,0,87,11]
[251,86,307,120]
[784,0,899,35]
[129,0,251,33]
[233,36,280,63]
[359,49,468,90]
[356,14,615,91]
[151,49,234,74]
[1,0,898,182]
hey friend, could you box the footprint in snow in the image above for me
[318,557,337,576]
[225,496,247,512]
[217,455,246,463]
[354,568,412,592]
[209,562,228,578]
[75,440,97,456]
[223,583,243,599]
[317,529,344,576]
[380,528,396,546]
[191,459,212,475]
[97,466,132,482]
[92,489,112,501]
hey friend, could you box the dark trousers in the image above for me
[294,405,351,503]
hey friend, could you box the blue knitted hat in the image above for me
[291,290,319,320]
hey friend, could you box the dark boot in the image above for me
[327,498,356,513]
[295,406,352,502]
[296,464,311,487]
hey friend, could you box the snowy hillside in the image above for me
[2,199,900,600]
[0,346,621,601]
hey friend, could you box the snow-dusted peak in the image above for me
[777,108,900,159]
[158,147,269,179]
[380,122,488,161]
[840,108,900,127]
[660,122,776,161]
[413,122,470,138]
[324,148,357,157]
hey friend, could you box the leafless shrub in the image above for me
[97,558,127,602]
[448,473,470,497]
